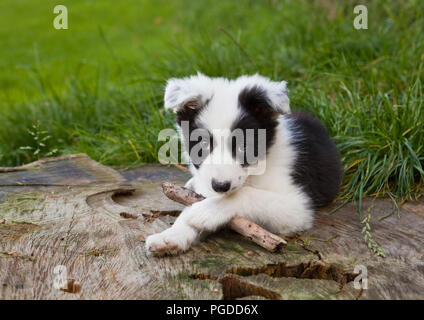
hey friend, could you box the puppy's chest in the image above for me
[245,167,294,192]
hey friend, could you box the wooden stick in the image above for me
[161,182,287,253]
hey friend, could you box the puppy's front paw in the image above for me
[187,201,231,232]
[145,232,180,255]
[145,225,197,256]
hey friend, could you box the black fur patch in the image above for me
[288,111,342,208]
[176,103,213,169]
[232,86,279,166]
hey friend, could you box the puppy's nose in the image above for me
[211,179,231,193]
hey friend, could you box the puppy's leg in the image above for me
[145,186,313,255]
[145,196,230,255]
[186,186,314,235]
[145,216,198,255]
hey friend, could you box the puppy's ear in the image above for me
[238,75,290,115]
[263,79,290,114]
[164,74,211,112]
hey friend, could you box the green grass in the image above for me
[1,0,423,211]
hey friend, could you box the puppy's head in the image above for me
[164,73,290,197]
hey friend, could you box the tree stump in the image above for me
[0,154,423,299]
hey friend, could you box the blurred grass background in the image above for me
[0,0,423,207]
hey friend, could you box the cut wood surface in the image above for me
[0,154,423,299]
[161,182,287,252]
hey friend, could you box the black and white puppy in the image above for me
[146,73,342,254]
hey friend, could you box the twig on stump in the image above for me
[161,182,287,253]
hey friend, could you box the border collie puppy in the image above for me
[146,74,341,255]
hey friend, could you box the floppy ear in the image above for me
[164,74,212,112]
[263,79,290,114]
[237,75,290,114]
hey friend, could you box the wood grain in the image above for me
[0,154,423,299]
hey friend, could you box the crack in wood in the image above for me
[111,190,136,200]
[220,276,282,300]
[190,260,357,300]
[145,210,181,222]
[80,248,118,257]
[110,188,182,222]
[0,251,34,262]
[119,212,138,219]
[59,279,82,294]
[190,274,282,300]
[226,260,356,287]
[286,233,324,260]
[149,210,181,216]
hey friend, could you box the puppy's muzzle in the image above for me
[211,179,231,193]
